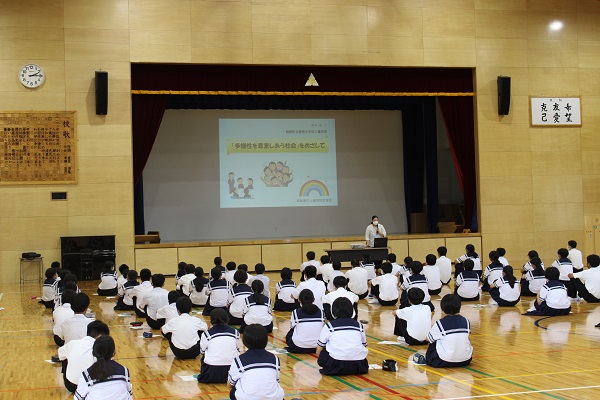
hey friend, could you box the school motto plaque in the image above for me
[0,111,77,185]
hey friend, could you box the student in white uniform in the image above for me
[138,273,170,330]
[116,264,129,293]
[177,264,196,296]
[399,256,413,284]
[319,255,334,284]
[400,261,434,312]
[59,320,110,393]
[568,240,584,273]
[551,248,575,298]
[525,266,571,316]
[253,263,271,297]
[228,270,253,325]
[521,257,546,297]
[227,324,284,400]
[423,254,442,296]
[489,265,520,307]
[224,261,237,286]
[285,289,325,354]
[53,289,76,347]
[316,297,369,376]
[189,267,209,307]
[161,297,208,359]
[131,268,153,318]
[273,268,299,311]
[387,253,403,277]
[369,262,399,306]
[327,262,345,292]
[569,254,600,303]
[299,251,320,281]
[365,215,386,248]
[202,267,230,316]
[240,280,273,334]
[436,247,452,285]
[454,259,480,301]
[345,259,369,299]
[454,244,481,278]
[521,250,545,274]
[74,335,132,400]
[292,265,327,311]
[393,287,432,345]
[481,251,504,292]
[60,293,93,345]
[322,276,359,320]
[97,261,118,296]
[497,247,509,266]
[41,268,59,308]
[155,291,181,325]
[198,308,240,384]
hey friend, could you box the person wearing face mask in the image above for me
[365,215,386,248]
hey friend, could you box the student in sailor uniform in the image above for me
[489,265,520,307]
[161,297,208,359]
[398,256,413,285]
[525,266,571,316]
[177,263,196,297]
[116,264,129,291]
[436,247,452,286]
[361,253,377,282]
[53,289,77,347]
[41,268,59,308]
[521,250,545,273]
[454,244,481,278]
[327,262,345,292]
[138,273,170,330]
[228,270,253,325]
[155,291,180,324]
[237,264,254,286]
[285,289,325,353]
[569,254,600,303]
[481,251,504,292]
[54,269,70,306]
[551,248,576,298]
[394,287,431,345]
[497,247,509,266]
[521,257,546,297]
[59,320,110,393]
[55,273,79,309]
[97,261,118,296]
[189,267,209,307]
[400,261,435,312]
[345,259,369,299]
[369,262,399,306]
[273,268,299,311]
[316,297,369,376]
[424,294,473,368]
[227,324,284,400]
[74,335,132,400]
[322,276,359,320]
[202,267,230,316]
[239,280,273,334]
[454,259,480,301]
[291,265,327,311]
[175,261,187,289]
[423,254,442,296]
[114,270,139,311]
[131,268,153,318]
[197,308,240,384]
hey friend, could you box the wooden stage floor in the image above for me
[2,273,600,400]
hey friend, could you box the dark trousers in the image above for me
[425,342,471,368]
[393,317,427,345]
[324,303,359,321]
[97,287,118,296]
[489,287,520,306]
[400,291,435,312]
[146,316,166,330]
[453,287,480,302]
[61,360,78,393]
[428,287,442,296]
[285,327,316,354]
[520,279,537,297]
[273,299,299,311]
[317,348,368,376]
[202,303,227,316]
[54,334,65,347]
[572,279,600,303]
[40,299,54,309]
[133,297,146,318]
[164,332,201,359]
[560,279,577,298]
[370,285,398,306]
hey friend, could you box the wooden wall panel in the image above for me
[387,240,409,259]
[220,245,262,268]
[262,244,302,271]
[446,236,482,262]
[178,247,220,268]
[135,248,178,275]
[408,238,445,261]
[302,243,332,262]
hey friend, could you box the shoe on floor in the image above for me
[412,353,426,365]
[368,298,379,304]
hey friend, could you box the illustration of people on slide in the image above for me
[227,172,254,199]
[261,160,293,187]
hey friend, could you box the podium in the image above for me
[325,247,390,263]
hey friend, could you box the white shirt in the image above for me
[524,270,546,294]
[551,258,573,281]
[177,273,196,296]
[456,253,481,271]
[483,261,504,286]
[243,295,273,326]
[137,287,169,320]
[428,315,473,363]
[253,274,271,297]
[390,262,403,277]
[498,256,509,266]
[42,279,58,302]
[361,261,377,280]
[395,304,432,342]
[224,270,237,286]
[200,325,240,366]
[573,267,600,298]
[58,336,95,384]
[327,270,345,292]
[53,303,74,336]
[540,281,571,309]
[228,284,253,318]
[60,314,93,344]
[276,279,297,303]
[289,308,325,349]
[161,313,208,349]
[370,273,399,301]
[365,223,386,247]
[189,280,209,306]
[423,265,442,290]
[568,248,584,270]
[401,274,431,303]
[317,318,368,361]
[228,350,284,400]
[131,281,153,310]
[75,361,132,400]
[493,277,520,302]
[320,263,334,283]
[156,303,179,323]
[345,267,369,296]
[98,271,118,290]
[455,271,480,299]
[116,274,127,295]
[206,279,230,307]
[300,260,320,274]
[436,256,452,284]
[292,278,327,310]
[322,287,359,309]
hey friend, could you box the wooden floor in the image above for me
[2,273,600,400]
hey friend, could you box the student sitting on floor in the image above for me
[58,320,110,393]
[489,265,521,307]
[189,267,209,307]
[327,262,345,292]
[227,324,284,400]
[60,293,93,345]
[316,297,369,376]
[131,268,153,318]
[400,261,434,312]
[253,263,270,297]
[55,273,79,309]
[156,291,180,325]
[551,248,576,299]
[197,308,240,384]
[285,289,325,354]
[399,256,413,284]
[394,287,431,345]
[322,276,359,320]
[114,270,140,311]
[292,265,327,311]
[177,263,196,296]
[41,267,59,308]
[138,273,169,330]
[240,280,273,334]
[74,335,133,400]
[97,261,118,296]
[228,270,253,325]
[300,251,320,282]
[454,259,480,302]
[569,254,600,303]
[53,289,77,347]
[387,253,403,277]
[369,262,399,306]
[237,264,254,285]
[175,261,187,289]
[161,297,208,359]
[521,250,545,274]
[423,254,442,296]
[274,267,299,311]
[345,258,369,299]
[521,257,546,297]
[116,264,129,292]
[202,267,230,316]
[525,266,571,316]
[481,251,504,292]
[454,244,481,278]
[319,255,334,284]
[361,253,377,283]
[418,294,473,368]
[436,247,452,285]
[224,261,237,286]
[497,247,509,266]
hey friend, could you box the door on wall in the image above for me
[584,215,600,257]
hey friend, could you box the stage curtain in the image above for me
[134,177,145,235]
[423,98,439,233]
[437,96,477,231]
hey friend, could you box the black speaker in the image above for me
[95,71,108,115]
[497,76,511,115]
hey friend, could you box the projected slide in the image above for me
[219,118,338,208]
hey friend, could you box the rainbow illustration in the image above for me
[299,180,329,197]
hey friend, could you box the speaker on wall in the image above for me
[497,75,511,115]
[95,71,108,115]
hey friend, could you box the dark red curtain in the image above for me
[132,94,168,185]
[437,96,477,231]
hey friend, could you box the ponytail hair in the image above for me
[192,267,205,292]
[503,265,516,288]
[299,289,318,315]
[251,280,264,305]
[88,335,115,382]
